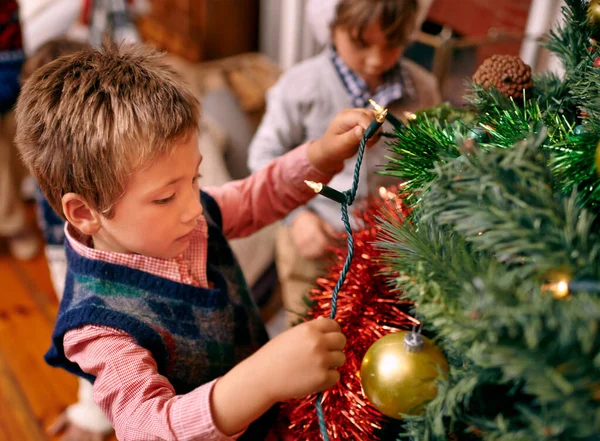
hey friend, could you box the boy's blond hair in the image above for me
[332,0,418,46]
[16,42,200,219]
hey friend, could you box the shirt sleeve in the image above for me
[204,142,335,239]
[64,325,244,441]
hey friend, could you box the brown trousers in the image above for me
[0,111,26,237]
[275,225,328,328]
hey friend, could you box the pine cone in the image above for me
[472,54,533,100]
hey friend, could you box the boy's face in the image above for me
[333,20,407,87]
[93,133,204,259]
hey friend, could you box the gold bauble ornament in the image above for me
[589,0,600,24]
[360,331,449,418]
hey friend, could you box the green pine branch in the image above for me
[380,107,473,201]
[420,130,600,280]
[378,134,600,440]
[544,0,591,72]
[570,54,600,130]
[467,83,516,117]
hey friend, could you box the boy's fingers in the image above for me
[324,370,341,388]
[323,331,346,350]
[312,317,341,333]
[336,108,376,133]
[366,131,381,147]
[330,108,382,151]
[328,351,346,369]
[335,126,364,149]
[354,108,378,130]
[314,370,341,393]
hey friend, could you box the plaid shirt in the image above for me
[328,45,416,108]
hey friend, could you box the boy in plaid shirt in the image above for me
[248,0,440,328]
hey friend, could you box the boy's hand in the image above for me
[291,211,339,259]
[307,108,379,174]
[210,318,345,435]
[258,318,346,402]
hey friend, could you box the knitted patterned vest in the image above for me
[45,191,276,439]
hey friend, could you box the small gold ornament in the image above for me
[589,0,600,25]
[360,331,449,418]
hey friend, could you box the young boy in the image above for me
[248,0,441,327]
[15,42,378,440]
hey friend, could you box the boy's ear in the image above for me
[62,193,103,235]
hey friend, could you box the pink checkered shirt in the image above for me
[62,142,332,441]
[65,217,211,289]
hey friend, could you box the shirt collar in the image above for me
[64,218,210,288]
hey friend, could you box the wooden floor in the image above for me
[0,208,117,441]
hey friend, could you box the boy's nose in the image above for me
[183,192,203,223]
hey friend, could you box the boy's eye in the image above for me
[154,194,175,205]
[192,173,201,183]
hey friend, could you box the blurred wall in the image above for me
[259,0,281,63]
[259,0,317,69]
[521,0,565,74]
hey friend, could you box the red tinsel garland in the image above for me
[276,189,416,440]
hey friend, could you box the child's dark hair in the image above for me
[332,0,419,46]
[20,38,91,82]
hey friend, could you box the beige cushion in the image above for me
[197,98,276,288]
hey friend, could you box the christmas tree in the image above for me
[377,0,600,439]
[279,1,600,440]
